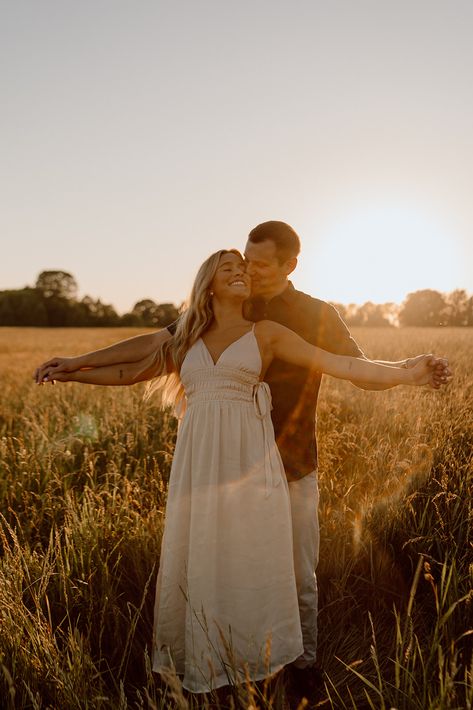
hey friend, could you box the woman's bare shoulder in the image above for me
[254,320,288,341]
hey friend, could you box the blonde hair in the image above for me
[143,249,243,411]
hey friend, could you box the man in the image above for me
[35,221,449,700]
[241,222,447,699]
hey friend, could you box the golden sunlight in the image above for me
[308,204,460,305]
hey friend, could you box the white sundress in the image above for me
[152,326,303,692]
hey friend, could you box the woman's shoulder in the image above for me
[253,319,288,340]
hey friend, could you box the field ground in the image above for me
[0,327,471,709]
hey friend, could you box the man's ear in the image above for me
[285,256,297,276]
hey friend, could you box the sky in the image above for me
[2,0,472,313]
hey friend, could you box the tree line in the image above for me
[0,270,471,327]
[0,271,180,328]
[332,288,473,327]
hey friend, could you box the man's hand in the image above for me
[405,354,451,389]
[34,356,80,384]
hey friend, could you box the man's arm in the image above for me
[35,328,172,383]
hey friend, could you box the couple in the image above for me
[36,221,450,696]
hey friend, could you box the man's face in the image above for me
[244,239,292,298]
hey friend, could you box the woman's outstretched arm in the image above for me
[257,321,440,388]
[49,356,161,386]
[34,329,172,383]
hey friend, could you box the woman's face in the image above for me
[210,252,251,301]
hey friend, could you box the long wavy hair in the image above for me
[143,249,243,411]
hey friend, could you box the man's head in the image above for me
[244,221,300,299]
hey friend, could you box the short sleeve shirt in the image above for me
[168,282,364,481]
[243,283,364,480]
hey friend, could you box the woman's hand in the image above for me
[34,356,81,384]
[43,370,75,384]
[406,354,451,389]
[34,330,171,385]
[409,355,449,387]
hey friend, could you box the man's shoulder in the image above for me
[287,287,338,316]
[285,285,363,355]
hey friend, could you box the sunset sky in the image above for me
[2,1,472,313]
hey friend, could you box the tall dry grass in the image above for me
[0,326,471,709]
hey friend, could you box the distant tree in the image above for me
[35,270,78,300]
[131,299,158,326]
[79,296,120,326]
[344,303,364,326]
[399,289,448,327]
[129,300,179,328]
[382,302,400,327]
[0,288,48,326]
[445,289,469,326]
[120,312,143,327]
[155,303,180,327]
[356,301,393,327]
[42,295,77,326]
[91,300,120,326]
[466,296,473,326]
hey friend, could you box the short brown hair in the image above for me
[248,221,301,264]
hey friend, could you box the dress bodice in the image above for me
[179,328,279,498]
[182,328,262,375]
[180,328,262,406]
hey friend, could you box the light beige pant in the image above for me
[287,469,319,668]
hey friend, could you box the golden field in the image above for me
[0,327,471,709]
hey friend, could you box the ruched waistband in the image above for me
[183,365,259,405]
[181,366,282,498]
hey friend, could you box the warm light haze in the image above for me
[1,1,472,313]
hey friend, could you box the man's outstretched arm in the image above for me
[34,328,172,383]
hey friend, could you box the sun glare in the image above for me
[304,205,461,305]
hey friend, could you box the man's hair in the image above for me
[248,221,301,264]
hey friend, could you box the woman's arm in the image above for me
[259,321,436,387]
[49,357,160,386]
[35,329,172,383]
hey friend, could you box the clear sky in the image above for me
[2,0,472,313]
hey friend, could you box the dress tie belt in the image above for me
[252,382,282,498]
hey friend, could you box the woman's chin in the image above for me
[225,288,250,301]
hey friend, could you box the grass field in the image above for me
[0,327,471,709]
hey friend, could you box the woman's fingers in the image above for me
[35,357,69,383]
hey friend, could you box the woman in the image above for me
[42,250,443,692]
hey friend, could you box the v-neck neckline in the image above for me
[200,328,254,367]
